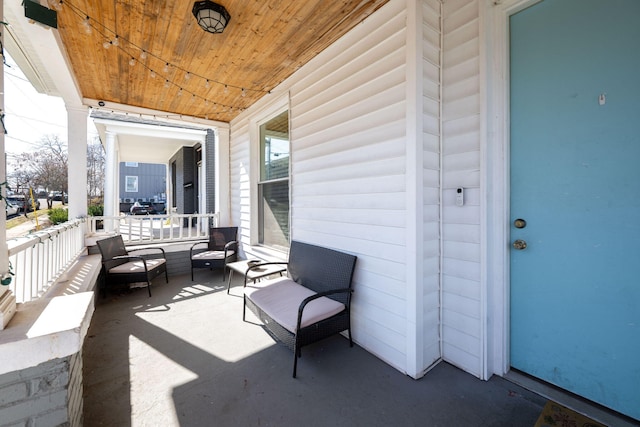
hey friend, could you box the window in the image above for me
[125,162,139,167]
[258,110,289,249]
[125,176,138,192]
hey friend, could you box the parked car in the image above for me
[130,201,157,215]
[5,201,19,218]
[49,191,68,202]
[6,195,40,213]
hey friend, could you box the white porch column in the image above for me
[103,131,119,221]
[215,127,230,226]
[0,0,17,329]
[66,106,88,219]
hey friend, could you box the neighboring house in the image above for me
[90,111,219,219]
[119,162,166,212]
[1,0,638,422]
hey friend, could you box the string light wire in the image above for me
[60,0,269,119]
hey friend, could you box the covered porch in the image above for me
[83,271,543,427]
[1,0,639,425]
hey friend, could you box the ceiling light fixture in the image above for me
[192,1,230,34]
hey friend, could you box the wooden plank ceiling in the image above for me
[53,0,389,123]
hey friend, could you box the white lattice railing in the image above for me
[7,219,86,304]
[86,213,219,244]
[6,213,219,303]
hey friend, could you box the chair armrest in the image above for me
[224,240,238,251]
[128,247,166,259]
[243,262,289,286]
[296,288,353,329]
[190,241,208,252]
[247,261,288,270]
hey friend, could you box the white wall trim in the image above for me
[247,93,290,246]
[405,0,424,378]
[215,127,231,225]
[482,0,543,377]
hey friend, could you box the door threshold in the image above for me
[504,369,638,427]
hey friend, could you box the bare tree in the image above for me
[87,137,105,203]
[10,134,68,203]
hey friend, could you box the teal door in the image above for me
[510,0,640,420]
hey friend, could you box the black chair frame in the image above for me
[96,235,168,297]
[190,227,238,281]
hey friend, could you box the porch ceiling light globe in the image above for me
[192,1,230,34]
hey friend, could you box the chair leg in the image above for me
[191,266,194,281]
[164,268,169,283]
[146,280,152,297]
[226,269,233,294]
[292,346,299,378]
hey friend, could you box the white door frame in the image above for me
[481,0,542,378]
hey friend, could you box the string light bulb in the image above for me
[140,50,148,60]
[150,69,156,78]
[129,57,135,67]
[112,36,119,47]
[185,72,191,81]
[163,63,169,73]
[82,16,92,34]
[103,40,111,49]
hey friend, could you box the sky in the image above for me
[3,52,99,164]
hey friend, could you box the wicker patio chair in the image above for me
[190,227,238,281]
[96,235,168,297]
[243,241,357,377]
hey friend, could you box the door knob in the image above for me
[513,239,527,250]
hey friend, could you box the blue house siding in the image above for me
[119,162,167,212]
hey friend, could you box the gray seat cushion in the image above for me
[245,277,345,333]
[192,250,235,261]
[108,258,166,274]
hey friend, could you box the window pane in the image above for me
[259,110,290,249]
[262,136,289,180]
[259,180,289,249]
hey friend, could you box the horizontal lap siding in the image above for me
[441,0,482,377]
[291,1,409,372]
[422,0,442,369]
[229,122,251,250]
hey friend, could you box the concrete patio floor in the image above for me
[81,272,627,427]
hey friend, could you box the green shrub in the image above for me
[88,205,104,216]
[48,208,68,225]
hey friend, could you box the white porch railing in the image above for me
[7,219,87,304]
[6,213,219,304]
[86,213,219,244]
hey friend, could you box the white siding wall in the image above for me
[422,0,442,370]
[229,0,438,375]
[229,0,486,379]
[441,0,483,376]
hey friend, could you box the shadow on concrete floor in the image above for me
[83,271,548,427]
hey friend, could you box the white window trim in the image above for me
[125,175,138,193]
[249,93,291,248]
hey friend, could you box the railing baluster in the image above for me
[6,214,216,304]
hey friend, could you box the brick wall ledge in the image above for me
[0,253,102,376]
